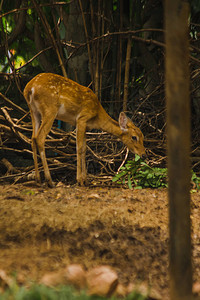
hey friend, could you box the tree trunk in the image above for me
[63,0,89,85]
[165,1,193,300]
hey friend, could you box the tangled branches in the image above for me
[0,87,199,187]
[0,92,133,185]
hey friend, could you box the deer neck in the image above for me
[96,106,122,138]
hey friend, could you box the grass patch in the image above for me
[1,283,147,300]
[112,154,200,190]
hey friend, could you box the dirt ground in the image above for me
[0,181,199,299]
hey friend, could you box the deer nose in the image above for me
[141,149,146,158]
[141,153,146,159]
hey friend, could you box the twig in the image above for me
[0,93,27,114]
[117,148,129,173]
[1,107,30,144]
[0,2,73,18]
[31,0,67,77]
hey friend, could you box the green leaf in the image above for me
[128,175,132,189]
[134,154,141,162]
[112,156,174,189]
[134,185,143,189]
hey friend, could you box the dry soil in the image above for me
[0,182,200,299]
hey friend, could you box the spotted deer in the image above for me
[24,73,145,187]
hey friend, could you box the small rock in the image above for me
[40,264,86,289]
[193,281,200,295]
[40,270,65,287]
[63,264,86,289]
[87,193,100,201]
[0,269,13,289]
[86,265,118,297]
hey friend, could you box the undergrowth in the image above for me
[112,154,200,190]
[1,284,146,300]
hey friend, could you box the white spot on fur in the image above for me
[56,103,67,120]
[58,103,66,115]
[76,113,81,122]
[29,87,35,104]
[34,119,40,134]
[29,89,41,134]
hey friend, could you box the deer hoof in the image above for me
[46,180,55,188]
[77,178,88,186]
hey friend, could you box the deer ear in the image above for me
[119,112,128,131]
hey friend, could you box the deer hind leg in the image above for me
[35,115,56,187]
[76,121,87,186]
[31,110,41,184]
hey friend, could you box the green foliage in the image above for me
[1,283,147,300]
[113,155,200,190]
[191,170,200,190]
[112,155,168,189]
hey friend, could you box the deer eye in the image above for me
[132,136,138,142]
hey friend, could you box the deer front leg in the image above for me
[76,122,87,186]
[35,117,56,188]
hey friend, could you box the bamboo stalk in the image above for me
[115,0,123,113]
[94,0,101,98]
[31,0,67,78]
[99,4,105,102]
[51,5,66,73]
[123,36,132,111]
[89,0,98,95]
[78,0,94,87]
